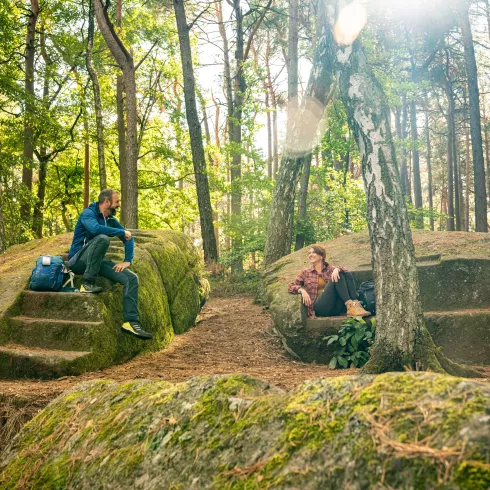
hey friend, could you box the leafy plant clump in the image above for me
[325,317,376,369]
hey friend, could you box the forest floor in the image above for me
[0,294,356,448]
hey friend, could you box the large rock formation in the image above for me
[0,230,207,378]
[2,372,490,489]
[262,231,490,365]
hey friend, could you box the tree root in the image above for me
[361,327,482,378]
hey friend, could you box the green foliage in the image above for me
[324,317,376,369]
[209,270,262,298]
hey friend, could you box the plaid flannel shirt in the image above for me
[288,264,348,317]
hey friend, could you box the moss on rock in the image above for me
[170,273,201,334]
[0,230,205,378]
[2,372,490,489]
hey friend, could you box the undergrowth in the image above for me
[324,317,376,369]
[208,270,262,300]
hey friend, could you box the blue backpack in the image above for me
[29,256,66,292]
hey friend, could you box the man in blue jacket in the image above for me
[68,189,152,340]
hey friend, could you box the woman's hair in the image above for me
[309,245,329,266]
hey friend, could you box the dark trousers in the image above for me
[71,235,140,322]
[313,272,358,317]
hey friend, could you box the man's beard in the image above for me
[109,206,118,216]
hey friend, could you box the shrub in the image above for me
[324,317,376,369]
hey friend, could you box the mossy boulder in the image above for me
[3,372,490,489]
[262,230,490,364]
[0,230,206,378]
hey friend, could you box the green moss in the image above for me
[455,461,490,490]
[145,241,188,303]
[170,273,201,334]
[3,373,490,489]
[0,230,204,378]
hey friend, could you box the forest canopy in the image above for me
[1,0,489,269]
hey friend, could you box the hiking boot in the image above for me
[345,299,370,318]
[80,281,103,294]
[121,322,152,340]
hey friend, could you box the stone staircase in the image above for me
[0,232,163,379]
[0,291,102,378]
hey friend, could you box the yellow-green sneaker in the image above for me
[80,282,103,294]
[121,322,152,340]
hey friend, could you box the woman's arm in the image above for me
[327,265,348,283]
[288,270,305,294]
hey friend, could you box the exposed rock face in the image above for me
[262,231,490,364]
[2,372,490,489]
[0,230,207,378]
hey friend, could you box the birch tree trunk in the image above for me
[173,0,218,264]
[94,0,138,228]
[460,4,488,232]
[87,0,107,191]
[324,1,473,375]
[21,0,40,223]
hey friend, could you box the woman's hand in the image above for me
[299,288,312,306]
[331,268,340,283]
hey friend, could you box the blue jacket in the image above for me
[68,202,135,264]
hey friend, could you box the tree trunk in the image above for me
[425,108,434,231]
[229,0,245,272]
[266,32,279,178]
[460,5,488,232]
[173,0,218,264]
[200,96,220,253]
[94,0,138,228]
[444,71,456,231]
[263,40,273,178]
[264,7,334,266]
[324,3,471,375]
[21,0,40,222]
[484,104,490,212]
[464,90,471,231]
[87,0,107,191]
[84,117,90,209]
[452,107,461,231]
[294,154,312,251]
[0,181,5,252]
[32,26,48,238]
[400,96,410,201]
[410,100,423,228]
[116,0,127,223]
[288,0,299,116]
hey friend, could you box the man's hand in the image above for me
[124,230,132,241]
[113,261,131,273]
[331,268,340,283]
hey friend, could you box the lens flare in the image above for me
[284,96,325,155]
[334,2,368,46]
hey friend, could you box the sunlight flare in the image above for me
[334,2,368,46]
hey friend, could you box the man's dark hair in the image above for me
[98,189,115,204]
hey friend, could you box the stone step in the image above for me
[0,344,92,379]
[305,309,490,365]
[19,291,104,322]
[8,316,104,351]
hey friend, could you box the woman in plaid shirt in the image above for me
[288,245,370,318]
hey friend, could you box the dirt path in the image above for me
[0,295,355,407]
